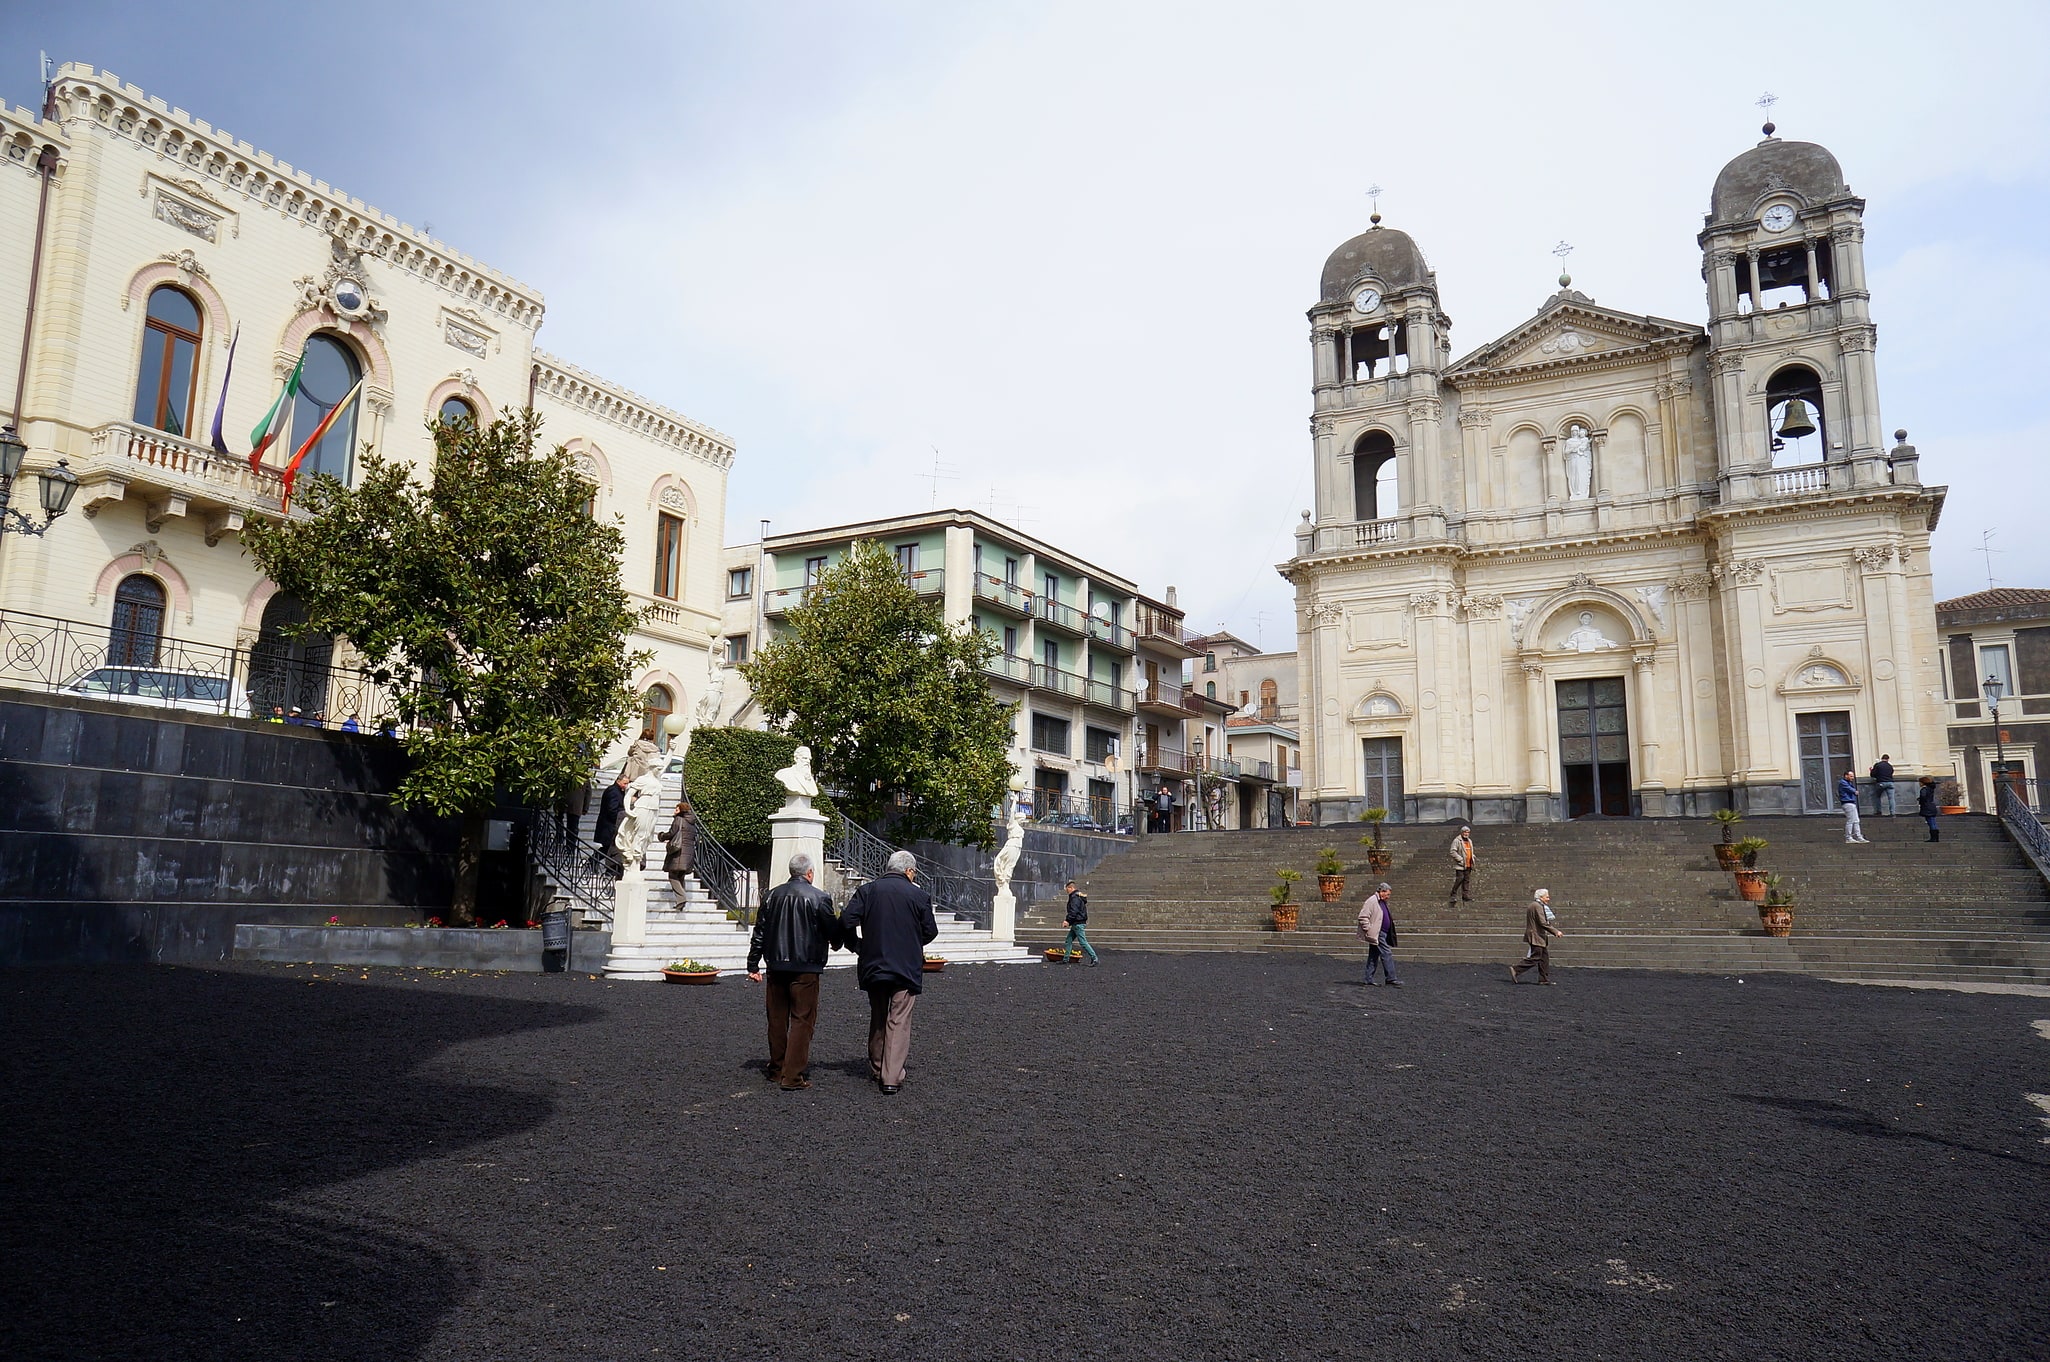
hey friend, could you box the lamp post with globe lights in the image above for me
[0,424,78,538]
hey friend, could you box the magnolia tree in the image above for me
[244,412,644,923]
[741,540,1015,847]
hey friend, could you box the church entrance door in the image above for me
[1797,711,1854,812]
[1362,738,1403,820]
[1557,678,1631,818]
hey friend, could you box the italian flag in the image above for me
[280,377,364,512]
[248,351,306,472]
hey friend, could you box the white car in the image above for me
[59,665,251,718]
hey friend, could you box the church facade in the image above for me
[1281,127,1947,824]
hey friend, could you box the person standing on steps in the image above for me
[1357,882,1400,986]
[1061,880,1099,965]
[746,853,842,1090]
[1448,826,1476,906]
[841,849,939,1095]
[1917,775,1942,842]
[1839,769,1870,843]
[1510,889,1564,984]
[590,772,630,877]
[1871,754,1896,816]
[658,799,697,896]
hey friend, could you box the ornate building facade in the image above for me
[0,67,732,742]
[1282,126,1947,823]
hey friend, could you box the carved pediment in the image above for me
[1448,299,1701,382]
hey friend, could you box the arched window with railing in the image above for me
[109,575,167,667]
[1353,430,1398,521]
[1766,364,1826,466]
[132,286,203,437]
[641,685,675,749]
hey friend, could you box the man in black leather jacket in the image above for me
[747,853,841,1090]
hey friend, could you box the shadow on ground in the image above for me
[0,964,595,1362]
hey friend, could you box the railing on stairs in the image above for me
[691,821,754,924]
[830,818,993,927]
[1997,780,2050,883]
[526,812,619,924]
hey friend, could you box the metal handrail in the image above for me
[526,810,619,922]
[1997,779,2050,875]
[690,818,753,923]
[830,817,991,926]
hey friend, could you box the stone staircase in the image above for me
[1020,813,2050,983]
[539,767,1030,978]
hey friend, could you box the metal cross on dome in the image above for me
[1365,184,1383,222]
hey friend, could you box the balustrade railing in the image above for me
[1771,462,1831,496]
[1031,662,1088,698]
[830,816,991,925]
[1035,595,1085,632]
[1998,779,2050,873]
[525,811,622,922]
[88,420,288,505]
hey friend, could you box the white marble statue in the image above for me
[615,768,667,867]
[1562,610,1617,652]
[774,745,818,804]
[692,655,725,731]
[621,736,662,783]
[1562,424,1593,501]
[992,809,1027,893]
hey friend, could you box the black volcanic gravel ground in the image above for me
[4,954,2049,1361]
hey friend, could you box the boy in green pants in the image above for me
[1062,880,1099,965]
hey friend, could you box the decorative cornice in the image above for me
[532,351,735,471]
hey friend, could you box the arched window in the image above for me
[438,395,477,427]
[1766,365,1827,466]
[109,575,167,667]
[1204,681,1217,700]
[1259,678,1278,717]
[1353,430,1398,521]
[641,685,675,750]
[132,286,203,436]
[289,334,363,484]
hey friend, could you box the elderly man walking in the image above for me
[746,853,841,1091]
[1510,889,1565,984]
[1357,882,1401,987]
[841,850,939,1095]
[1448,825,1477,906]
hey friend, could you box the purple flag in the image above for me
[208,325,239,457]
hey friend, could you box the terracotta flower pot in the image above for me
[1317,875,1345,902]
[1043,947,1083,962]
[663,969,719,984]
[1733,869,1767,903]
[1713,843,1742,870]
[922,958,947,973]
[1366,850,1393,874]
[1272,904,1300,932]
[1758,905,1793,938]
[1940,805,1968,816]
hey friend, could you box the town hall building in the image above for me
[1282,124,1948,824]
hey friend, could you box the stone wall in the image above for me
[0,690,523,966]
[903,827,1135,921]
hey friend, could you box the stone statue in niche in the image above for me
[1562,424,1593,501]
[1561,610,1618,652]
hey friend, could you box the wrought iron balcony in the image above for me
[1030,662,1088,698]
[1084,676,1133,713]
[972,573,1034,616]
[1136,745,1194,776]
[1137,681,1203,717]
[1134,610,1201,655]
[80,421,289,543]
[1086,612,1134,652]
[981,652,1032,686]
[1034,594,1086,634]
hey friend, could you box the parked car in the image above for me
[59,665,249,717]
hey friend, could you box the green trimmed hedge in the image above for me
[681,728,839,853]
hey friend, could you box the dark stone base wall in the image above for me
[0,691,518,966]
[1311,783,1851,825]
[903,827,1135,920]
[234,924,611,974]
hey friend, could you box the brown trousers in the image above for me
[765,971,821,1086]
[1450,866,1473,902]
[865,984,918,1087]
[1512,945,1551,983]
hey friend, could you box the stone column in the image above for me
[1631,648,1663,799]
[1522,660,1549,794]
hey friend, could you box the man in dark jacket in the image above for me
[840,849,938,1094]
[747,853,840,1090]
[1870,755,1896,816]
[590,773,629,877]
[1061,879,1099,964]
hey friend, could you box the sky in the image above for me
[16,1,2050,646]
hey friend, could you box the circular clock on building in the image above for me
[331,278,369,317]
[1761,204,1796,233]
[1353,286,1383,314]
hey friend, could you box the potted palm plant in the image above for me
[1315,847,1346,901]
[1711,807,1745,869]
[1759,874,1795,938]
[1270,868,1302,931]
[1731,836,1769,902]
[1938,779,1968,816]
[1357,808,1393,874]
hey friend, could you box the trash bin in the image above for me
[541,910,571,971]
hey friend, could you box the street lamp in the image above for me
[0,425,78,537]
[1983,674,2010,809]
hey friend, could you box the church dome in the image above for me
[1320,223,1431,303]
[1709,136,1849,224]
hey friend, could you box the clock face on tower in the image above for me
[1761,204,1795,233]
[1353,287,1382,314]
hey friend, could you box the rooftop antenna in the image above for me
[1251,609,1270,649]
[1755,90,1779,137]
[1552,240,1575,289]
[1365,182,1383,227]
[1979,529,2001,590]
[921,447,958,510]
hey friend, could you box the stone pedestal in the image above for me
[611,869,648,948]
[990,888,1016,943]
[770,799,827,884]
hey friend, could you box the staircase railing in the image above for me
[526,811,618,924]
[1997,780,2050,884]
[691,820,754,924]
[830,817,993,927]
